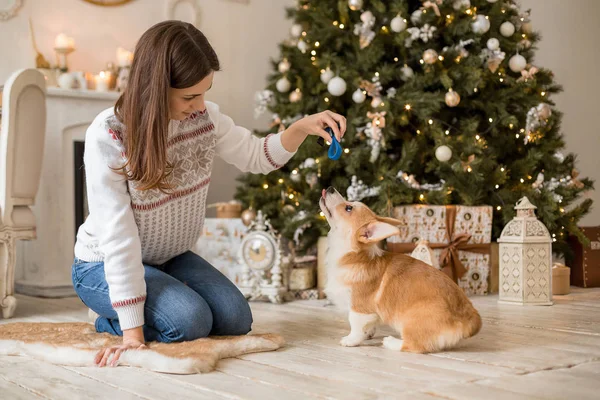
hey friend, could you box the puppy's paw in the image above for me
[382,336,404,351]
[340,335,363,347]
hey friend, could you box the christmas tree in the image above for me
[235,0,593,258]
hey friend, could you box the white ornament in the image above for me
[320,68,335,84]
[471,15,491,34]
[423,49,438,65]
[500,21,516,37]
[390,15,407,32]
[435,145,453,162]
[360,10,375,24]
[276,77,291,93]
[290,170,301,182]
[352,89,366,104]
[300,158,316,169]
[509,53,527,72]
[290,24,303,38]
[371,96,383,108]
[405,24,437,48]
[521,20,533,34]
[347,176,381,202]
[411,10,423,25]
[401,64,414,81]
[487,0,499,3]
[297,39,308,53]
[348,0,363,11]
[278,59,291,73]
[453,0,470,10]
[554,152,565,163]
[254,90,274,118]
[289,89,302,103]
[487,38,500,51]
[327,76,347,96]
[354,11,376,48]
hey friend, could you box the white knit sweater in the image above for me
[74,101,295,330]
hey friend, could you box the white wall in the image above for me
[0,0,295,215]
[1,0,598,224]
[519,0,600,225]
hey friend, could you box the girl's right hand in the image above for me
[95,338,147,367]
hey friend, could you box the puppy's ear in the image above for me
[358,221,400,243]
[376,216,402,227]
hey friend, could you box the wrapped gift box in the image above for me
[568,227,600,288]
[386,205,493,295]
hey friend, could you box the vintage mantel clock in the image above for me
[238,210,289,303]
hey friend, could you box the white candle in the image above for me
[67,37,75,50]
[95,71,109,92]
[55,33,70,49]
[117,47,133,67]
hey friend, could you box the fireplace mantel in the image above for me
[16,88,120,297]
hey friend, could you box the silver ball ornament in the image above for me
[297,39,308,53]
[435,145,453,162]
[327,76,347,97]
[352,89,366,104]
[290,24,303,38]
[320,68,335,84]
[471,15,491,34]
[400,64,414,81]
[276,77,291,93]
[487,38,500,51]
[390,15,407,32]
[500,21,516,37]
[509,54,527,72]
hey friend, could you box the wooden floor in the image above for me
[1,289,600,400]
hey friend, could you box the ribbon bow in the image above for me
[571,169,585,189]
[387,206,491,281]
[422,0,442,16]
[367,111,387,128]
[270,115,285,132]
[518,66,539,82]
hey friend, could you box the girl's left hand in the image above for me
[290,111,347,143]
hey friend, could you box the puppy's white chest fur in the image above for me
[324,230,353,311]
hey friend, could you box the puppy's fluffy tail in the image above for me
[461,310,482,339]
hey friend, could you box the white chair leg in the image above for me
[0,234,18,319]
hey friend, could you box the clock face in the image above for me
[242,233,275,270]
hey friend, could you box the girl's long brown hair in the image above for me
[115,20,220,191]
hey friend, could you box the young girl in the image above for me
[72,20,346,367]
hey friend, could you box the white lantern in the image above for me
[498,197,553,306]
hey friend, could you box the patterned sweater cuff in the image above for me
[265,133,296,169]
[113,296,146,330]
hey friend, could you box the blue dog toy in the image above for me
[317,124,343,160]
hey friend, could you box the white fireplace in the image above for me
[15,88,119,297]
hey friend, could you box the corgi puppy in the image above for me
[319,187,481,353]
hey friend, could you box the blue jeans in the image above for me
[71,251,252,343]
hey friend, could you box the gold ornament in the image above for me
[423,49,438,65]
[445,89,461,107]
[282,204,296,214]
[289,88,302,103]
[241,208,257,226]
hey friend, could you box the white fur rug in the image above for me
[0,322,284,374]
